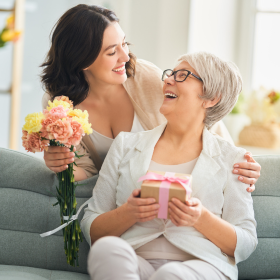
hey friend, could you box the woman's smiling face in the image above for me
[84,22,130,86]
[160,61,204,123]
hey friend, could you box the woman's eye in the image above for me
[178,73,187,78]
[122,42,128,47]
[108,51,116,56]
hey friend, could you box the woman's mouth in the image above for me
[112,65,126,75]
[164,92,178,99]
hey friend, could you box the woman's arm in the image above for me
[169,198,237,257]
[90,189,159,244]
[169,150,257,262]
[81,133,159,245]
[42,93,96,181]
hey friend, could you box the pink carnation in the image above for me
[49,105,68,119]
[65,120,83,147]
[22,130,49,153]
[46,118,73,144]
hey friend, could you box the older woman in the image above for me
[81,52,257,280]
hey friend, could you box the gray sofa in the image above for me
[0,147,279,280]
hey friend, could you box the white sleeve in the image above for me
[210,120,234,145]
[222,150,258,264]
[80,133,124,245]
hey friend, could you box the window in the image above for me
[252,0,280,90]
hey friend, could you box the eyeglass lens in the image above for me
[163,70,190,82]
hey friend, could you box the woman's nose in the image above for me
[119,47,130,63]
[164,75,175,86]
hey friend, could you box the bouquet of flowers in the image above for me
[246,87,280,125]
[0,14,21,48]
[22,96,92,266]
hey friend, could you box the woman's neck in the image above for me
[162,120,204,149]
[85,73,125,102]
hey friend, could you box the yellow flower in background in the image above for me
[1,30,21,42]
[72,116,93,135]
[47,99,71,111]
[6,15,14,29]
[68,109,89,120]
[1,30,13,42]
[22,112,44,134]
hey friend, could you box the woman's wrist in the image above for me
[193,205,209,232]
[119,202,137,225]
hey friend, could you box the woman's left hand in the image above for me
[232,152,261,193]
[168,197,204,227]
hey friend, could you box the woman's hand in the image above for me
[43,146,76,173]
[232,152,261,193]
[126,189,160,223]
[168,197,204,227]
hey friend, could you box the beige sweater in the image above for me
[42,59,233,177]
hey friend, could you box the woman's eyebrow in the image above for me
[103,36,126,52]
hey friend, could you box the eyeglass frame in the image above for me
[162,69,203,82]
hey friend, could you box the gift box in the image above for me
[138,170,192,219]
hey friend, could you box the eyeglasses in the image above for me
[162,69,203,82]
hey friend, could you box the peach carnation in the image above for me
[22,130,49,153]
[46,118,73,144]
[65,120,83,147]
[41,114,57,139]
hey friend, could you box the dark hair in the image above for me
[41,4,136,106]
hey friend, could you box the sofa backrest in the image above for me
[237,155,280,279]
[0,147,97,274]
[1,148,280,278]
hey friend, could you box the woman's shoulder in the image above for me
[135,59,162,74]
[128,58,163,85]
[213,131,246,164]
[42,92,51,110]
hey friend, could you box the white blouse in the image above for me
[89,112,145,162]
[81,124,257,280]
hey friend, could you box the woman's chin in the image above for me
[159,105,171,116]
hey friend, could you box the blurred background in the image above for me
[0,0,280,159]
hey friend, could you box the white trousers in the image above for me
[87,236,230,280]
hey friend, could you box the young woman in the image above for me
[81,52,257,280]
[41,4,260,189]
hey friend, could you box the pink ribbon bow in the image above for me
[138,172,192,219]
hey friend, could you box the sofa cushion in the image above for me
[0,148,98,274]
[0,265,89,280]
[238,155,280,280]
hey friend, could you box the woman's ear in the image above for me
[203,96,221,109]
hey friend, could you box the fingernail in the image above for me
[234,164,239,167]
[239,176,244,181]
[152,199,156,203]
[233,169,238,173]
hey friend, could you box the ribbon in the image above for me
[40,197,93,238]
[138,172,192,219]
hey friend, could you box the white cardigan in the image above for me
[81,123,257,280]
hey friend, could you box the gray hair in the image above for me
[177,52,242,129]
